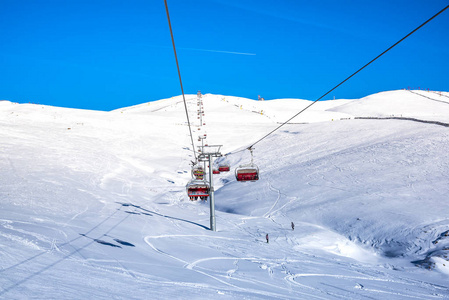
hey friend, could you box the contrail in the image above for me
[179,46,256,56]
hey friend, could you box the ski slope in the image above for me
[1,90,449,299]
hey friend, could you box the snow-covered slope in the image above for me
[1,90,449,299]
[330,90,449,120]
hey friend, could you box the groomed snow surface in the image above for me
[1,90,449,299]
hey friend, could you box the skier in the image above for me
[266,233,269,243]
[291,222,295,231]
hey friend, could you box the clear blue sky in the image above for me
[1,0,448,111]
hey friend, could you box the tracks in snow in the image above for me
[0,203,137,297]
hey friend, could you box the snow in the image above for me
[1,90,449,299]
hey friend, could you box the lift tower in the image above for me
[198,145,222,231]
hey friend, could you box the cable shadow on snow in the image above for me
[0,204,133,297]
[79,234,122,248]
[0,203,127,274]
[112,238,135,247]
[79,233,136,248]
[117,202,209,230]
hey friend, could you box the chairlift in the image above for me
[235,164,259,181]
[235,148,259,182]
[218,164,230,172]
[213,169,220,175]
[186,179,210,201]
[192,166,204,180]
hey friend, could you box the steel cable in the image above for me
[164,0,197,161]
[246,4,449,150]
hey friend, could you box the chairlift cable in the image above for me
[164,0,197,161]
[247,4,449,150]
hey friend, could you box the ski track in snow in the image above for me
[286,273,447,299]
[0,204,137,296]
[263,182,281,218]
[144,234,331,299]
[264,181,298,220]
[144,237,285,298]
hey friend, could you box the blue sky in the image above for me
[1,0,448,111]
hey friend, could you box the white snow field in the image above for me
[1,89,449,299]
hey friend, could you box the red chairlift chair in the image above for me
[235,164,259,182]
[186,179,210,201]
[235,148,259,182]
[218,164,230,172]
[192,166,204,180]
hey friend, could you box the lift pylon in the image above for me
[198,145,222,231]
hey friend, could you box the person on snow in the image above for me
[291,222,295,231]
[266,234,269,243]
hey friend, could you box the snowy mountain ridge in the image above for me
[1,90,449,299]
